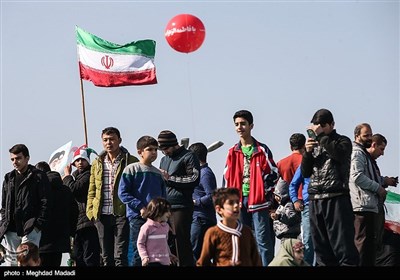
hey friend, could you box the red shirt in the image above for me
[277,152,302,184]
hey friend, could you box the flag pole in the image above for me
[79,78,89,146]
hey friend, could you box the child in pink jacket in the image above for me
[137,198,178,266]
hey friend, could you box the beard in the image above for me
[363,140,372,149]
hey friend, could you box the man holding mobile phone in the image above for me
[366,133,399,264]
[301,108,359,266]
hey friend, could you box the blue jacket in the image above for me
[193,164,217,222]
[118,162,166,221]
[289,166,310,205]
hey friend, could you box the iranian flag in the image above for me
[384,190,400,234]
[76,26,157,87]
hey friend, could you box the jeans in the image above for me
[128,217,146,266]
[240,196,275,266]
[190,216,216,262]
[301,205,314,266]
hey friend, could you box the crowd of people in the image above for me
[0,108,399,267]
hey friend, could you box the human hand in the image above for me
[270,212,280,220]
[159,169,170,180]
[63,164,72,177]
[311,124,324,136]
[140,207,146,218]
[384,176,398,187]
[377,186,387,203]
[170,254,179,265]
[141,257,149,266]
[305,138,318,152]
[294,200,304,212]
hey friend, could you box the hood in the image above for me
[274,178,289,204]
[46,171,63,189]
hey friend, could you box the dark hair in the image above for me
[372,133,387,146]
[49,151,65,164]
[137,136,158,150]
[17,242,40,266]
[188,142,207,163]
[35,161,51,172]
[213,188,240,208]
[233,110,253,125]
[143,197,171,220]
[289,133,306,150]
[9,144,29,157]
[102,127,121,139]
[354,123,371,138]
[311,108,334,125]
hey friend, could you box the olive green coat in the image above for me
[86,147,138,220]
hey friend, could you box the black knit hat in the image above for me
[158,130,178,149]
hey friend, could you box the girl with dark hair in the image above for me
[136,198,178,266]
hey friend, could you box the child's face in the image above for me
[138,145,158,165]
[217,194,240,221]
[234,117,253,139]
[293,249,304,265]
[74,158,89,171]
[159,210,171,223]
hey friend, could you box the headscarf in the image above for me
[268,238,309,266]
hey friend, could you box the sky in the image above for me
[1,1,399,195]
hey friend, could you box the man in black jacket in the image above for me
[158,130,200,266]
[35,161,78,267]
[301,109,359,266]
[0,144,51,266]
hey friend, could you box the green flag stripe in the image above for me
[386,191,400,204]
[76,26,155,57]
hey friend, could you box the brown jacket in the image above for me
[196,224,262,266]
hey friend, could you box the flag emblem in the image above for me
[76,26,157,87]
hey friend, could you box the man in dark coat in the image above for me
[35,161,78,266]
[0,144,51,266]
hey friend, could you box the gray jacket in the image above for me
[272,179,301,239]
[349,142,381,213]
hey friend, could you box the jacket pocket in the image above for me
[23,218,36,235]
[359,189,378,211]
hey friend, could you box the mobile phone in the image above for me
[307,129,317,140]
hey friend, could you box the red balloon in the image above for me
[165,14,206,53]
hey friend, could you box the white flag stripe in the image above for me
[78,45,155,73]
[147,234,167,239]
[385,203,400,223]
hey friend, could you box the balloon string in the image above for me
[186,55,196,141]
